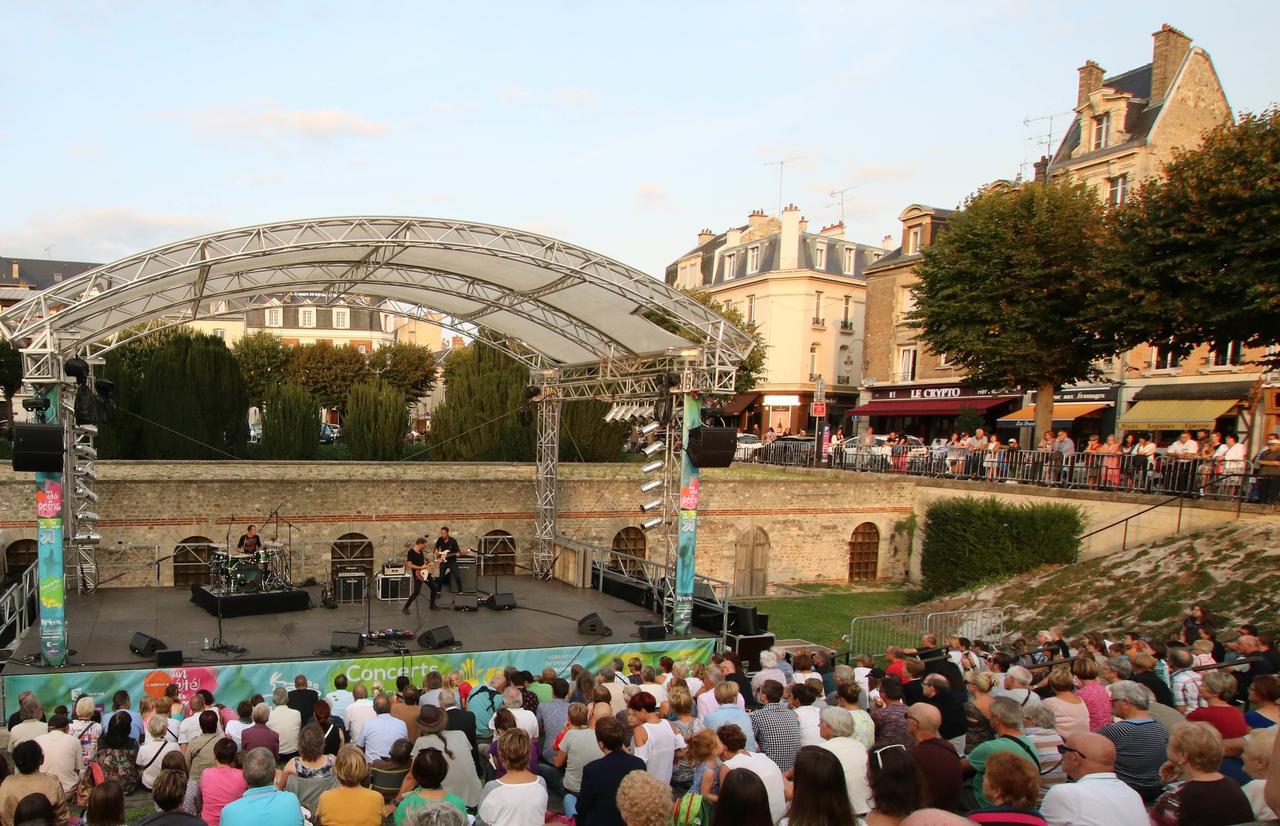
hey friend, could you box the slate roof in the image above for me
[0,256,101,291]
[1048,64,1161,170]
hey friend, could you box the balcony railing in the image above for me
[811,317,826,327]
[893,371,917,383]
[839,320,855,332]
[837,374,852,385]
[808,373,821,382]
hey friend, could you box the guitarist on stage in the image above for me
[402,537,439,613]
[435,526,463,592]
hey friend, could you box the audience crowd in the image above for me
[0,611,1277,826]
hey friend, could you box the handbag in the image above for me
[73,762,106,807]
[672,791,708,826]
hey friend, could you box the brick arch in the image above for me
[848,522,880,581]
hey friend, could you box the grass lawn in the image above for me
[751,586,925,651]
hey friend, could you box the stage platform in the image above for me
[190,585,311,618]
[6,576,708,677]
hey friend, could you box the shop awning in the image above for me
[847,395,1019,417]
[997,402,1110,427]
[718,393,759,416]
[1130,380,1254,401]
[1118,398,1239,431]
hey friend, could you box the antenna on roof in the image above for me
[763,155,806,218]
[1021,111,1072,180]
[828,186,857,222]
[43,245,54,260]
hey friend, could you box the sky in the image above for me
[1,2,1277,277]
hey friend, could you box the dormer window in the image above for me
[724,252,737,278]
[814,244,826,270]
[907,227,922,255]
[1092,113,1110,151]
[299,307,316,328]
[747,245,760,273]
[265,307,283,328]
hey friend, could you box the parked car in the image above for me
[320,423,339,444]
[735,433,763,462]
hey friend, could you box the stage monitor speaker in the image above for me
[452,595,479,612]
[130,632,166,658]
[330,631,365,654]
[685,426,737,468]
[577,612,612,636]
[731,603,760,636]
[726,632,776,671]
[419,626,455,649]
[485,592,517,611]
[156,649,184,668]
[12,423,65,473]
[456,558,478,593]
[638,622,665,641]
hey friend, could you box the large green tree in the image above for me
[910,178,1118,439]
[375,342,437,404]
[681,289,767,394]
[426,344,535,461]
[1102,107,1280,365]
[96,325,196,458]
[232,331,294,409]
[134,332,248,458]
[286,342,371,412]
[0,339,22,428]
[344,380,406,461]
[261,383,320,460]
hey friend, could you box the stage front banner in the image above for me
[3,637,717,717]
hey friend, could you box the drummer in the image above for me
[236,525,263,554]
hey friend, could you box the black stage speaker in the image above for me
[12,423,65,473]
[731,603,760,636]
[419,626,455,649]
[156,649,184,668]
[130,632,166,658]
[452,595,479,612]
[726,632,776,671]
[577,612,612,636]
[685,426,737,468]
[330,631,365,654]
[485,592,517,611]
[638,622,665,641]
[456,558,478,593]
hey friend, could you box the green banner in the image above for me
[3,637,717,718]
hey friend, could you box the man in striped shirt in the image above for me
[1099,680,1169,803]
[1169,648,1206,714]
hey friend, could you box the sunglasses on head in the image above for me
[872,743,907,769]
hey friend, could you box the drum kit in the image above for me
[210,540,292,594]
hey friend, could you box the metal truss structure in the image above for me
[0,216,753,600]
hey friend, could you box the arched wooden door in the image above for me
[734,527,769,596]
[480,530,516,575]
[848,522,880,581]
[4,539,37,580]
[174,536,215,586]
[610,528,646,577]
[331,533,374,580]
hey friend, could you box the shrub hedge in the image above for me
[921,497,1082,595]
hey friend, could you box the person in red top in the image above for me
[1188,672,1249,739]
[885,646,908,682]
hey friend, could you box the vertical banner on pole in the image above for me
[35,392,67,666]
[673,393,702,637]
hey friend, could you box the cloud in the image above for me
[0,207,219,262]
[556,87,595,106]
[187,104,392,141]
[429,100,480,114]
[636,182,667,202]
[500,85,534,104]
[849,162,916,183]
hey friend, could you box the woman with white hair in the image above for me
[751,650,786,693]
[1242,727,1276,821]
[816,706,872,818]
[70,695,103,769]
[136,714,180,790]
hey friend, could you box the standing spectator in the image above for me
[69,697,103,770]
[355,695,408,762]
[717,725,786,824]
[615,771,672,826]
[749,680,801,772]
[8,696,49,749]
[783,746,855,826]
[968,752,1047,825]
[240,704,280,759]
[0,742,69,826]
[268,688,302,761]
[961,697,1039,811]
[200,739,247,826]
[872,677,912,750]
[907,703,962,813]
[1098,680,1168,802]
[1150,722,1253,826]
[817,707,872,817]
[314,744,383,826]
[476,730,546,826]
[713,769,773,826]
[1255,434,1280,506]
[33,715,82,795]
[136,716,181,791]
[287,676,319,726]
[220,747,303,826]
[325,675,355,721]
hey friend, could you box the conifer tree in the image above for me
[344,380,406,461]
[262,383,320,460]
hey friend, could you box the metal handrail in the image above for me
[0,562,39,651]
[1079,471,1253,550]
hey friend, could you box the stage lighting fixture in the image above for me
[75,444,97,460]
[76,511,100,524]
[639,479,662,494]
[640,517,664,532]
[94,378,114,397]
[75,485,98,504]
[72,531,101,545]
[63,358,91,384]
[641,440,664,457]
[640,500,663,513]
[22,398,51,413]
[640,421,661,437]
[641,459,664,475]
[75,463,98,481]
[74,423,98,436]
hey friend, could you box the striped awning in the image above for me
[997,402,1110,427]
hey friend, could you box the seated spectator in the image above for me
[33,715,82,795]
[489,688,539,742]
[268,688,303,762]
[555,702,603,818]
[867,742,922,823]
[716,725,785,824]
[315,744,383,826]
[410,707,481,810]
[665,686,702,795]
[907,703,962,813]
[489,710,539,777]
[1040,668,1088,741]
[750,680,801,772]
[1099,680,1169,803]
[901,658,927,705]
[994,667,1041,708]
[1242,727,1276,822]
[92,713,141,797]
[1188,671,1249,781]
[961,697,1039,811]
[199,738,247,826]
[717,655,751,711]
[751,651,786,693]
[85,779,123,826]
[787,683,822,747]
[684,730,720,806]
[69,697,103,769]
[835,683,875,748]
[1169,648,1206,714]
[156,753,199,820]
[1101,655,1133,685]
[964,670,998,753]
[287,675,319,727]
[312,700,347,756]
[476,730,546,826]
[240,703,280,759]
[784,746,855,826]
[627,692,685,784]
[1040,731,1147,826]
[220,746,303,826]
[137,715,181,791]
[1070,658,1111,733]
[138,769,203,826]
[615,770,672,826]
[0,742,69,826]
[1245,674,1280,728]
[1022,705,1066,796]
[1150,722,1253,826]
[12,794,56,826]
[701,682,755,751]
[817,706,872,817]
[278,724,334,789]
[225,701,253,748]
[402,800,464,826]
[921,673,967,755]
[871,678,912,751]
[9,696,48,750]
[182,710,221,780]
[1130,653,1174,708]
[714,769,773,826]
[368,739,414,809]
[968,751,1047,825]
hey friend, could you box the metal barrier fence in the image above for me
[781,445,1258,502]
[0,563,39,651]
[847,606,1013,664]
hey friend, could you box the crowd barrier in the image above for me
[847,606,1013,664]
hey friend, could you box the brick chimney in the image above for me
[1077,60,1104,109]
[9,261,18,281]
[697,228,715,245]
[819,221,845,238]
[779,205,802,269]
[882,234,893,249]
[798,216,808,235]
[1151,24,1191,106]
[747,209,768,233]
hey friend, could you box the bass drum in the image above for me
[229,561,263,592]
